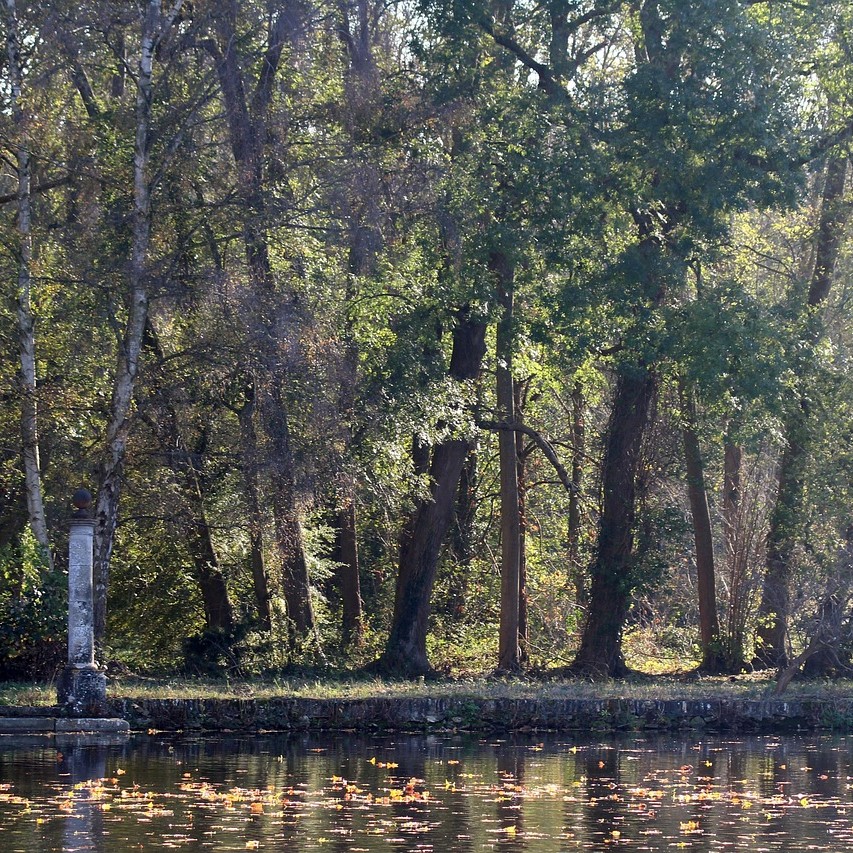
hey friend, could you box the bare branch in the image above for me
[476,15,565,99]
[478,419,578,494]
[0,175,69,206]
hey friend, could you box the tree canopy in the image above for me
[1,0,852,681]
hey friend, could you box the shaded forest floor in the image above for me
[2,671,852,708]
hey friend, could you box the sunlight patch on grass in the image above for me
[3,673,853,708]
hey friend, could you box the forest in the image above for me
[1,0,852,682]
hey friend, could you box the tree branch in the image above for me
[476,16,565,99]
[478,419,578,494]
[251,6,296,121]
[0,175,70,206]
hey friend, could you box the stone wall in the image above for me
[96,696,853,733]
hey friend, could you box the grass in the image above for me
[4,671,853,707]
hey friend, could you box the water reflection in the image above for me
[1,732,853,850]
[58,737,109,853]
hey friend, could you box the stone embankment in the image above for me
[3,696,852,734]
[95,695,853,733]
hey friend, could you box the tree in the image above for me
[90,0,189,645]
[376,307,488,676]
[754,153,850,668]
[679,381,721,671]
[3,0,53,570]
[202,0,316,647]
[570,0,802,676]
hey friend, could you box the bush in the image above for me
[0,531,66,680]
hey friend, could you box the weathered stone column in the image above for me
[57,489,107,716]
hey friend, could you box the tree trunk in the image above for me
[210,5,315,646]
[719,435,750,669]
[375,309,487,677]
[5,0,52,570]
[494,252,522,673]
[448,448,478,615]
[260,380,314,643]
[753,435,802,668]
[754,154,849,668]
[185,467,232,631]
[144,323,233,631]
[802,528,853,677]
[568,383,585,606]
[776,531,853,690]
[680,384,722,672]
[332,289,364,648]
[516,414,529,666]
[93,0,180,644]
[570,367,657,677]
[333,497,363,648]
[237,384,272,631]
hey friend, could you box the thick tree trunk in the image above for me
[5,0,52,570]
[333,497,363,647]
[375,310,487,677]
[753,435,803,668]
[185,472,232,631]
[680,385,722,672]
[237,385,272,631]
[494,253,522,673]
[754,154,849,669]
[330,0,386,650]
[93,0,180,644]
[570,367,657,677]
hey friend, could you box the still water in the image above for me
[1,730,853,851]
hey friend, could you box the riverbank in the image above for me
[3,674,853,734]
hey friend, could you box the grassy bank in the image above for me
[3,671,853,708]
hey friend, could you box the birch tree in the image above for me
[91,0,186,644]
[4,0,52,569]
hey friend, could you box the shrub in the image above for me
[0,531,66,680]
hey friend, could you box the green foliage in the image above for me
[1,0,852,685]
[0,531,65,679]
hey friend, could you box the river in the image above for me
[1,731,852,851]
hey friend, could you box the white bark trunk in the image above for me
[93,0,183,642]
[5,0,52,569]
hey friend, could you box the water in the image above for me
[1,731,853,851]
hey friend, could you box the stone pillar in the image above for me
[57,489,107,716]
